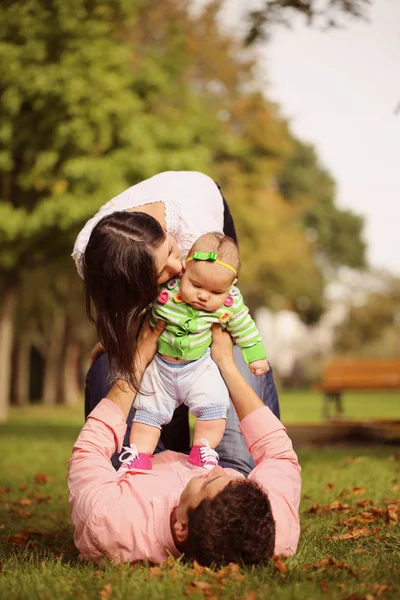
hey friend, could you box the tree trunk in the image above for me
[42,310,66,405]
[13,337,30,406]
[0,286,17,422]
[62,337,81,406]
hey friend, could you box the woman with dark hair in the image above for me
[74,171,280,464]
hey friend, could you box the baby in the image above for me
[119,233,269,472]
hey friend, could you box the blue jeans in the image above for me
[85,347,280,476]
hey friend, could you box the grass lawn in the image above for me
[1,403,400,600]
[279,390,400,424]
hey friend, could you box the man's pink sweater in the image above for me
[68,400,301,564]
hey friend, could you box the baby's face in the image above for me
[179,261,234,312]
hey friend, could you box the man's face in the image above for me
[177,466,243,516]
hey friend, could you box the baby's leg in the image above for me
[181,352,230,469]
[193,418,226,448]
[121,358,176,471]
[130,422,160,455]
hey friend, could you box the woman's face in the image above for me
[155,234,182,284]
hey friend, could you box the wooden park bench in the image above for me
[321,359,400,420]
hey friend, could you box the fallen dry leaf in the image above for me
[273,555,287,578]
[326,527,375,541]
[0,488,10,494]
[356,500,372,508]
[34,473,50,484]
[372,584,395,596]
[328,501,351,511]
[320,580,328,594]
[308,502,320,513]
[12,508,33,518]
[192,559,206,574]
[244,592,257,600]
[343,456,364,465]
[351,486,366,496]
[354,548,366,554]
[148,566,163,578]
[325,482,335,490]
[7,531,30,545]
[303,556,356,576]
[17,498,33,506]
[19,484,28,491]
[191,581,214,592]
[99,582,112,600]
[387,504,399,525]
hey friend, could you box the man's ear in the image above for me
[173,518,189,544]
[232,277,238,286]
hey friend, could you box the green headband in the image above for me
[186,251,237,276]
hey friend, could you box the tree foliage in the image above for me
[244,0,371,45]
[334,274,400,357]
[0,0,369,412]
[278,139,366,269]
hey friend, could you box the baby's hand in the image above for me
[249,359,270,376]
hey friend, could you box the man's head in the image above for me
[171,467,275,566]
[180,233,240,312]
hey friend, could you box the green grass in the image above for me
[280,390,400,423]
[0,403,399,599]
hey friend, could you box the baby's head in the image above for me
[180,233,240,312]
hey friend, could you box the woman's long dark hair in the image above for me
[83,211,166,392]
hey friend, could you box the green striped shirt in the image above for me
[151,278,266,364]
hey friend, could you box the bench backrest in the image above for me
[323,359,400,391]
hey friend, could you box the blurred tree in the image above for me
[0,0,368,418]
[0,0,218,418]
[334,275,400,357]
[278,139,366,269]
[243,0,371,45]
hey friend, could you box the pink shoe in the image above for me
[119,444,152,472]
[189,439,219,470]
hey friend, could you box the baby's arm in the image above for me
[225,290,268,376]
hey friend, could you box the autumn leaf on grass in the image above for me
[19,484,28,491]
[372,584,395,596]
[351,486,366,496]
[342,508,386,526]
[356,500,372,508]
[303,556,356,576]
[148,566,163,578]
[7,531,31,545]
[325,482,335,491]
[326,527,376,541]
[17,498,33,506]
[34,473,50,484]
[99,583,112,600]
[320,580,328,594]
[273,555,287,578]
[387,504,399,525]
[307,502,320,513]
[0,488,10,494]
[343,456,364,465]
[213,562,245,585]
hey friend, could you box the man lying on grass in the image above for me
[68,322,301,566]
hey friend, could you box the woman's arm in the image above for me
[106,317,165,419]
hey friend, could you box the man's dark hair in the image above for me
[186,480,275,566]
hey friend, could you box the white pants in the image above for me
[133,350,229,429]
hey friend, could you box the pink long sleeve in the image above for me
[240,407,302,556]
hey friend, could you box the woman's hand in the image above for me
[211,324,235,371]
[135,315,165,376]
